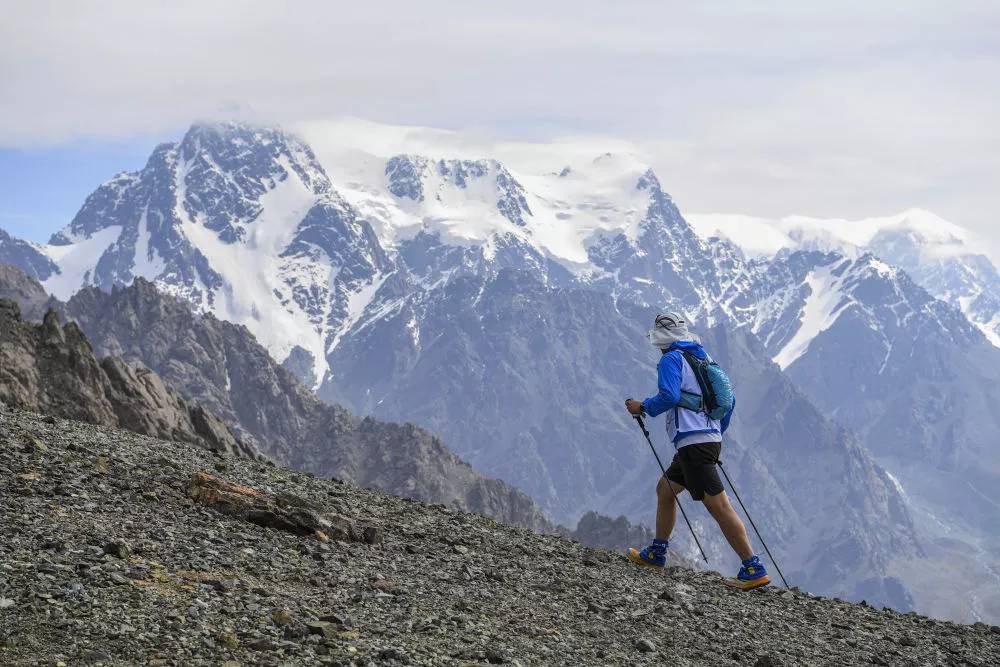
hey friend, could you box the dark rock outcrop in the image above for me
[570,511,654,553]
[0,263,51,321]
[0,298,254,458]
[186,472,361,542]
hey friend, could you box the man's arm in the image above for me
[640,352,683,417]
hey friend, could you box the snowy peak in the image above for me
[688,208,1000,347]
[37,121,344,309]
[308,122,669,268]
[384,154,532,229]
[50,171,141,245]
[746,250,982,370]
[309,125,725,316]
[9,119,996,411]
[635,167,662,193]
[688,208,970,260]
[865,209,968,260]
[179,122,332,196]
[783,208,970,258]
[865,222,1000,347]
[50,122,332,249]
[173,122,332,245]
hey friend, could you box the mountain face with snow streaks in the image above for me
[385,156,532,229]
[868,228,1000,348]
[689,209,1000,347]
[727,246,1000,471]
[32,122,393,389]
[4,120,1000,620]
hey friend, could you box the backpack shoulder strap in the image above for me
[680,351,705,373]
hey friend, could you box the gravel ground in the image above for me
[2,406,998,666]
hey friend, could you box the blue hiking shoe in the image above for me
[626,539,668,569]
[725,555,771,590]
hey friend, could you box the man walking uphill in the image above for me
[624,312,770,590]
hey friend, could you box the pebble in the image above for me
[635,638,656,652]
[305,621,336,638]
[754,656,785,667]
[103,541,132,559]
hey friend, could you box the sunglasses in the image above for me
[655,315,684,329]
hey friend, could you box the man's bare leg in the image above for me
[702,490,753,561]
[627,477,686,567]
[655,476,686,541]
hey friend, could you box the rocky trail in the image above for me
[1,406,998,666]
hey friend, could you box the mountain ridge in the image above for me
[687,209,1000,346]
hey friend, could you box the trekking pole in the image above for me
[625,400,709,564]
[715,459,790,588]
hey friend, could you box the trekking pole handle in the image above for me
[624,398,649,435]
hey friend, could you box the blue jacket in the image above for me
[641,340,735,439]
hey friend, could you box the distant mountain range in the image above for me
[2,120,998,621]
[689,210,1000,347]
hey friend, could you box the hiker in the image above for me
[624,312,770,590]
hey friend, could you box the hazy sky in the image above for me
[2,1,998,258]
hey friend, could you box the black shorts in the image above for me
[665,441,724,501]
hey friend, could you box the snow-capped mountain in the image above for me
[689,209,1000,347]
[4,120,1000,619]
[29,123,391,388]
[730,245,1000,485]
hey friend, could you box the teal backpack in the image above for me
[676,351,735,421]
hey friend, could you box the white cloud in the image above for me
[1,1,998,256]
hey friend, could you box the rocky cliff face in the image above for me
[0,229,57,282]
[37,273,552,533]
[2,407,998,666]
[0,263,52,322]
[0,299,253,458]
